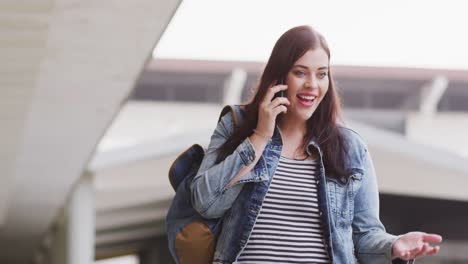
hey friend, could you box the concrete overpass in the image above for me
[0,0,181,263]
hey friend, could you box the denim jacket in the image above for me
[190,105,399,263]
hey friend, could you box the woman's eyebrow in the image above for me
[293,64,329,70]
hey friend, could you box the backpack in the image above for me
[166,105,242,264]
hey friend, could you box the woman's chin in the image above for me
[284,110,314,123]
[299,108,317,121]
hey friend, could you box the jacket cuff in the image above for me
[387,234,403,260]
[235,137,256,166]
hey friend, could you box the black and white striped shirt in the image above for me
[235,156,331,264]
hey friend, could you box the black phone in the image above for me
[273,78,287,120]
[273,78,286,100]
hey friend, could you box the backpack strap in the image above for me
[168,143,205,191]
[168,105,245,191]
[217,104,245,128]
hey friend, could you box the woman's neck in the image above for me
[277,113,307,139]
[277,113,310,160]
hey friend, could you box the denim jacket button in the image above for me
[340,177,347,184]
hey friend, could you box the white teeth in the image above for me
[298,95,316,100]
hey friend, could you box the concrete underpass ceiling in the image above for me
[0,0,182,263]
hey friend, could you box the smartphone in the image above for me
[273,78,286,100]
[273,78,287,119]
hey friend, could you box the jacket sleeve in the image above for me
[352,147,400,263]
[190,112,260,219]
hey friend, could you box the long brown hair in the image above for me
[217,25,349,179]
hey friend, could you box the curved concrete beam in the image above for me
[0,0,181,263]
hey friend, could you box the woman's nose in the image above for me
[304,78,319,89]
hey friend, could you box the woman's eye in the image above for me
[318,72,328,78]
[294,71,306,77]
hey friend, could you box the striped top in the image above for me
[235,156,330,264]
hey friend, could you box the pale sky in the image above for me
[153,0,468,70]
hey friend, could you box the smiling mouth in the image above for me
[297,94,316,102]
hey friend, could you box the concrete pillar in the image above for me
[66,172,95,264]
[419,75,448,115]
[223,68,247,105]
[38,172,95,264]
[50,212,67,264]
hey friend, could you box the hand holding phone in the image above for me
[273,78,286,100]
[256,81,289,139]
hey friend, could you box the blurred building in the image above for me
[1,1,468,264]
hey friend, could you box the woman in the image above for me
[190,25,442,263]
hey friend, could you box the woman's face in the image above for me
[285,48,329,121]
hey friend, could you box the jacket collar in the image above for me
[271,125,323,158]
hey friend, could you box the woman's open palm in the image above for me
[392,232,442,260]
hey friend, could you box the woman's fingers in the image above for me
[413,244,441,259]
[260,86,290,118]
[256,83,289,138]
[270,97,290,108]
[272,104,288,116]
[412,233,442,259]
[400,245,422,260]
[413,243,430,258]
[265,84,288,102]
[427,246,440,256]
[422,233,443,244]
[269,97,289,118]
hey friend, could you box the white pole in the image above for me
[419,75,449,115]
[223,68,247,105]
[67,172,95,264]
